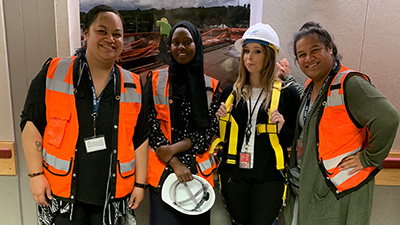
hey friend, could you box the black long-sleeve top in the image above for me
[145,72,220,183]
[218,83,300,182]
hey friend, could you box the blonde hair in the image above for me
[233,44,277,111]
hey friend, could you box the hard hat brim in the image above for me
[161,173,216,215]
[234,38,284,61]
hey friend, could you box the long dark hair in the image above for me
[293,21,341,62]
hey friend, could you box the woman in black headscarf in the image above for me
[145,21,220,225]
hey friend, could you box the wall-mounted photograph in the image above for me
[80,0,251,88]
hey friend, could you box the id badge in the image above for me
[84,134,107,153]
[239,152,251,169]
[296,139,303,157]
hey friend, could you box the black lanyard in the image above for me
[77,60,115,136]
[87,68,114,114]
[245,90,263,146]
[303,73,332,125]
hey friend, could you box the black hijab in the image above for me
[168,21,209,128]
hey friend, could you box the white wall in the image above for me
[54,0,81,57]
[0,0,13,141]
[1,0,76,224]
[262,0,400,150]
[0,0,21,224]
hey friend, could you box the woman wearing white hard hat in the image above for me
[215,23,300,224]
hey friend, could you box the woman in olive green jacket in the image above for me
[284,21,399,225]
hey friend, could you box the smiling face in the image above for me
[170,27,196,65]
[243,42,266,76]
[295,35,334,83]
[84,11,123,65]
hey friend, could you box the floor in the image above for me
[135,183,400,225]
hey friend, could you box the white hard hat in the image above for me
[161,173,215,215]
[235,22,283,60]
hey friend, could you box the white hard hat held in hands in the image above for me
[235,22,283,60]
[161,173,216,215]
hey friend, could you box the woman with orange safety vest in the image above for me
[145,21,220,225]
[284,22,399,225]
[20,5,148,225]
[215,23,300,225]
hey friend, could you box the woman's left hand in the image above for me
[128,187,145,209]
[338,152,364,175]
[269,109,285,133]
[156,145,175,164]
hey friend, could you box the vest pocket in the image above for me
[118,156,136,178]
[45,109,71,148]
[43,156,72,176]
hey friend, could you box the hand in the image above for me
[156,145,175,163]
[30,175,52,206]
[338,152,364,175]
[169,157,193,183]
[269,109,285,133]
[276,58,291,80]
[216,102,232,120]
[128,187,145,209]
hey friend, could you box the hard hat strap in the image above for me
[172,177,210,212]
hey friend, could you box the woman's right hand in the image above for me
[216,102,232,119]
[30,175,52,206]
[169,157,193,183]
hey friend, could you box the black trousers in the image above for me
[220,174,284,225]
[54,201,103,225]
[149,189,210,225]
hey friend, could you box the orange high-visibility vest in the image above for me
[147,68,219,188]
[43,57,142,200]
[309,64,379,198]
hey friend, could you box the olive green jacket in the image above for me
[284,64,399,225]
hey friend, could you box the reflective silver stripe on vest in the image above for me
[154,69,214,108]
[154,68,169,106]
[330,168,361,187]
[198,155,215,172]
[42,148,70,172]
[322,146,361,171]
[46,57,74,95]
[204,76,213,110]
[120,158,136,173]
[326,70,353,107]
[120,68,141,103]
